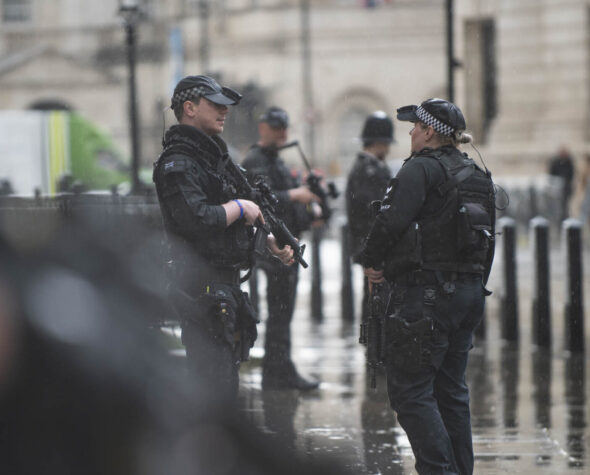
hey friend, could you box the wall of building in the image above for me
[0,0,589,189]
[457,0,590,178]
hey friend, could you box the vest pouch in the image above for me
[457,202,491,254]
[384,222,422,280]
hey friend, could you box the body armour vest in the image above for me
[153,125,253,270]
[385,147,495,278]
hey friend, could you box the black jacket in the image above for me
[153,124,253,271]
[360,146,495,279]
[345,151,392,260]
[241,144,311,236]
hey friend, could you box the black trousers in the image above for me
[384,274,485,475]
[256,257,300,378]
[179,282,257,403]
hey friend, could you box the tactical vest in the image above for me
[153,130,253,270]
[385,147,495,278]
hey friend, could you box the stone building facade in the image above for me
[1,0,589,185]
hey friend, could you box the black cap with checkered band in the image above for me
[170,75,242,109]
[396,98,466,137]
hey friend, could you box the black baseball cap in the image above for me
[397,98,466,136]
[259,106,289,129]
[171,75,242,108]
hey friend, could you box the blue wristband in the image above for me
[233,199,244,219]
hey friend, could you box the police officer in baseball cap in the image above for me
[241,106,322,390]
[360,98,495,475]
[153,76,295,402]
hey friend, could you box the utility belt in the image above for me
[193,266,241,289]
[169,251,242,291]
[170,279,258,363]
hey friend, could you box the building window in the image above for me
[3,0,32,22]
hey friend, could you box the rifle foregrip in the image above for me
[272,221,308,268]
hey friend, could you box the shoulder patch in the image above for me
[161,156,190,175]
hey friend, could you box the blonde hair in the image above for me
[418,121,473,146]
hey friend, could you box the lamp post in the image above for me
[119,0,142,194]
[445,0,461,103]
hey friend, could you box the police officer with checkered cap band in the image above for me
[360,98,495,475]
[241,106,322,391]
[153,76,295,402]
[345,111,394,322]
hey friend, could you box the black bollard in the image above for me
[341,223,354,323]
[499,217,519,342]
[528,185,538,220]
[531,216,551,348]
[563,219,584,353]
[311,226,323,321]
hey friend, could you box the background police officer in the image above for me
[242,106,321,390]
[345,111,394,321]
[361,98,496,475]
[152,76,293,401]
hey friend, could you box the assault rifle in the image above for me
[223,154,308,269]
[359,281,387,389]
[278,140,339,221]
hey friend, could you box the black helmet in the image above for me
[170,75,242,109]
[259,106,289,129]
[361,111,394,143]
[396,98,466,136]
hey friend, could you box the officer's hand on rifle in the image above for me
[223,199,265,227]
[267,235,295,266]
[288,186,321,205]
[364,266,385,293]
[309,202,324,221]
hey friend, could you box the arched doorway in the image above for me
[323,88,390,177]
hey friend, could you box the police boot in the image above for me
[262,361,320,391]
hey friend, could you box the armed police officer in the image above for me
[153,76,294,401]
[346,111,394,322]
[361,98,495,475]
[242,106,321,390]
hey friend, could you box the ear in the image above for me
[424,126,435,142]
[183,100,197,118]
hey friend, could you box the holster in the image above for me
[234,291,258,362]
[386,285,435,373]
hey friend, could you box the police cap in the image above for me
[397,98,466,137]
[171,75,242,109]
[259,106,289,129]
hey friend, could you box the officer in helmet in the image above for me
[152,76,294,402]
[361,98,496,475]
[345,111,394,321]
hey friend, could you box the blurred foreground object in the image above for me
[0,218,348,475]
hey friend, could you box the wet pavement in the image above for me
[238,237,590,474]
